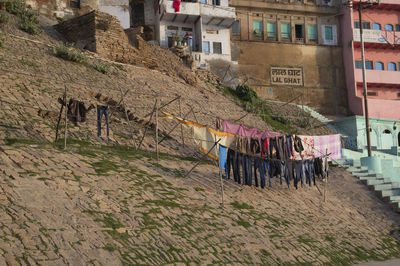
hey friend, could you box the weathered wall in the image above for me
[234,41,348,115]
[26,0,97,18]
[55,11,157,68]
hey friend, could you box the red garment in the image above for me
[173,0,181,12]
[261,138,269,160]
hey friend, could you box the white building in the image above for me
[150,0,236,68]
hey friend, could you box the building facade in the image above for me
[229,0,348,115]
[153,0,236,67]
[338,0,400,150]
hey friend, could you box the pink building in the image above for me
[341,0,400,120]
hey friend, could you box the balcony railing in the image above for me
[161,0,235,19]
[353,29,400,45]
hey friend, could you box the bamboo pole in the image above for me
[118,86,136,149]
[155,98,159,161]
[179,97,185,147]
[136,100,157,151]
[63,85,68,150]
[183,139,221,179]
[55,93,65,142]
[324,148,328,203]
[216,140,224,207]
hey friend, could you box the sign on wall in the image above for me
[270,66,304,86]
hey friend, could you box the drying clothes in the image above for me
[286,160,295,186]
[285,135,293,159]
[261,138,269,159]
[97,105,109,137]
[216,117,223,130]
[242,155,252,186]
[160,111,236,159]
[294,161,306,189]
[280,160,291,187]
[236,136,250,154]
[292,135,342,161]
[294,135,304,156]
[222,120,283,140]
[269,159,281,179]
[322,156,329,180]
[173,0,181,12]
[58,98,94,126]
[250,138,261,155]
[269,137,281,160]
[254,157,266,188]
[304,160,315,187]
[218,145,228,178]
[227,149,240,182]
[314,158,323,179]
[277,136,286,160]
[264,160,272,188]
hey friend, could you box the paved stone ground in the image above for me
[0,140,400,265]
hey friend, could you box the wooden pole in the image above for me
[179,97,185,147]
[183,139,221,179]
[55,93,65,142]
[118,86,136,149]
[63,85,68,150]
[217,140,224,207]
[158,107,192,145]
[136,100,157,151]
[155,98,159,161]
[324,148,328,202]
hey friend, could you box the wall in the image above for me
[334,116,400,151]
[55,11,157,68]
[27,0,97,18]
[202,24,231,56]
[99,0,130,29]
[233,41,347,114]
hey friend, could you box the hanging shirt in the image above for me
[173,0,181,12]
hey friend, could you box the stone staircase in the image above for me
[333,151,400,213]
[296,105,343,134]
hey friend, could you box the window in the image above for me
[308,24,317,40]
[396,24,400,31]
[267,22,276,38]
[203,41,210,54]
[375,62,384,70]
[355,61,373,69]
[213,42,222,54]
[354,22,360,29]
[385,24,394,31]
[388,62,397,71]
[232,20,240,35]
[362,22,371,29]
[212,0,220,6]
[397,92,400,98]
[201,0,207,4]
[253,21,263,37]
[70,0,80,8]
[325,26,333,41]
[281,23,290,39]
[383,129,391,134]
[372,23,381,30]
[322,0,332,6]
[295,24,304,39]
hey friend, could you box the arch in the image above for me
[373,23,381,30]
[385,24,394,31]
[381,129,393,149]
[388,62,397,71]
[375,62,384,70]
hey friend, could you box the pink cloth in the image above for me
[222,120,283,140]
[292,134,342,161]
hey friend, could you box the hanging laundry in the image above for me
[173,0,181,12]
[218,145,228,178]
[291,134,342,161]
[58,98,94,126]
[97,105,109,137]
[222,120,283,140]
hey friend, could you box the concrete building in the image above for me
[229,0,348,115]
[336,0,400,151]
[151,0,236,67]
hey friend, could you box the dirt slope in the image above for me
[0,11,399,266]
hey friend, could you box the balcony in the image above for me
[160,0,235,26]
[353,29,400,48]
[355,69,400,86]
